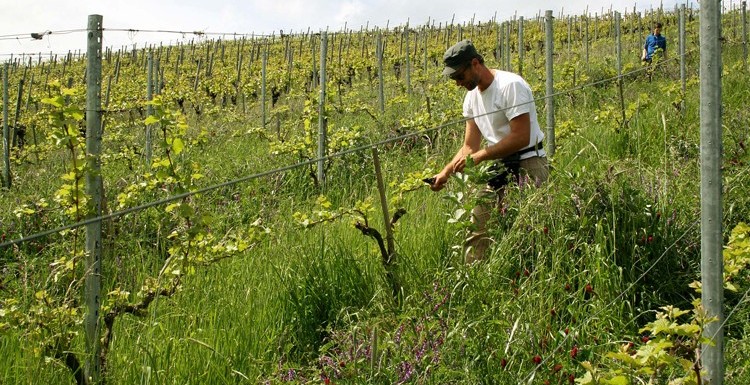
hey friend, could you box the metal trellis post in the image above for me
[616,12,625,129]
[85,14,104,385]
[262,45,268,129]
[505,21,512,71]
[585,15,590,68]
[680,4,687,113]
[2,63,10,188]
[405,27,411,95]
[377,32,385,113]
[545,10,555,156]
[145,52,153,167]
[700,0,725,383]
[317,32,328,189]
[518,17,524,76]
[743,1,748,71]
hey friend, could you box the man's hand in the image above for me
[452,157,467,174]
[452,152,483,174]
[429,172,450,191]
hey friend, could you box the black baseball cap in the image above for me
[442,40,482,76]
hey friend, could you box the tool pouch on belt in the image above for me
[486,141,543,191]
[487,153,521,191]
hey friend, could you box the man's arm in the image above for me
[430,110,532,191]
[469,113,531,164]
[431,113,531,192]
[430,119,482,191]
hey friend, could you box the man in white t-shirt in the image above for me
[428,40,549,263]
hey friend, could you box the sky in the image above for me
[1,0,692,60]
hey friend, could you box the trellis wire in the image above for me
[0,43,694,251]
[0,14,730,381]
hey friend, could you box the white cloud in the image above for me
[334,1,367,29]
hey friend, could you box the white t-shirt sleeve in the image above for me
[501,80,533,121]
[462,93,472,118]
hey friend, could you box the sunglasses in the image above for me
[449,65,470,81]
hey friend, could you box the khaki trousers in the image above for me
[464,156,549,264]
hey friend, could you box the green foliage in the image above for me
[690,222,750,294]
[593,96,649,131]
[41,82,89,220]
[292,168,434,230]
[578,222,750,385]
[0,246,84,356]
[268,96,367,188]
[579,303,708,385]
[1,90,270,385]
[1,7,749,385]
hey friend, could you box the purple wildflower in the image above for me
[281,368,296,381]
[414,340,428,361]
[397,361,414,384]
[395,324,404,345]
[432,290,450,313]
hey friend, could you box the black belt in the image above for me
[513,141,544,158]
[487,142,544,191]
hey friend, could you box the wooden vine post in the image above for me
[371,147,400,299]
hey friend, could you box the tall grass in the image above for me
[2,13,750,385]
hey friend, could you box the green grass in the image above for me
[2,9,750,385]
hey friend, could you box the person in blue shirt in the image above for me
[641,22,667,63]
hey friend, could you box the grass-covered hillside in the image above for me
[1,6,749,385]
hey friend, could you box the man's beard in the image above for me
[464,79,478,90]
